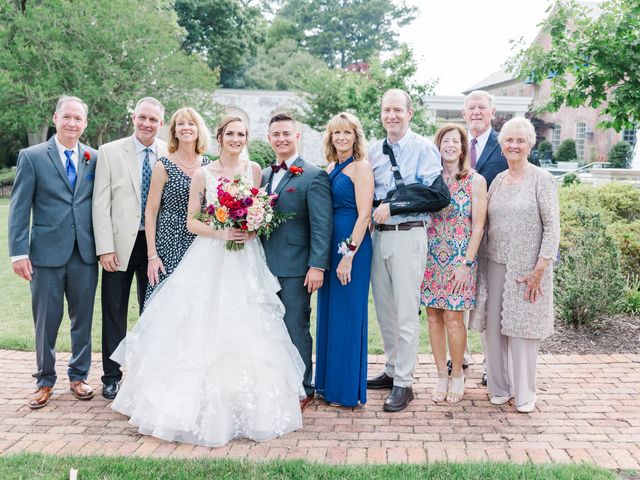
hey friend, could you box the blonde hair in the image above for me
[434,123,471,180]
[323,112,367,164]
[168,107,211,154]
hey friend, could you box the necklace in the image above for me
[504,165,529,185]
[175,151,199,169]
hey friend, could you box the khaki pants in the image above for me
[371,227,428,387]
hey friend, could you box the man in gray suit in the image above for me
[261,113,332,411]
[8,96,99,409]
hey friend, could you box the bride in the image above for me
[110,116,306,447]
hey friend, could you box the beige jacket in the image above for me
[92,136,167,271]
[469,166,560,339]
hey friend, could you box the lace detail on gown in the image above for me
[111,162,305,447]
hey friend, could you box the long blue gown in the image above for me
[315,157,372,407]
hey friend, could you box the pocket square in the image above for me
[85,174,95,180]
[286,187,297,193]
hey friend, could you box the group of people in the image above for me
[8,87,560,448]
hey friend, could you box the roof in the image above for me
[462,68,516,94]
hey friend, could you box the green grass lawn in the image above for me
[0,199,482,354]
[0,454,616,480]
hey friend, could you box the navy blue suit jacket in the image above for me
[475,129,508,187]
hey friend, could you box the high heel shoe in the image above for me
[431,374,449,403]
[446,373,465,404]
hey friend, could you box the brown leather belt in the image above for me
[374,221,425,232]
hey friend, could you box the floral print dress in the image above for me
[421,171,477,311]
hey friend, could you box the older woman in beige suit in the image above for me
[470,117,560,413]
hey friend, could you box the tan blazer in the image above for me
[93,135,167,271]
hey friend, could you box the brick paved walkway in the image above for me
[1,350,639,469]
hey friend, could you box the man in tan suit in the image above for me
[92,97,166,399]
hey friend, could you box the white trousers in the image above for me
[371,227,428,387]
[485,260,540,407]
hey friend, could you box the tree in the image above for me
[510,0,640,131]
[243,39,330,91]
[277,0,416,68]
[301,45,436,139]
[0,0,219,148]
[608,141,633,168]
[175,0,265,87]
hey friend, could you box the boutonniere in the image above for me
[289,165,303,176]
[83,151,91,165]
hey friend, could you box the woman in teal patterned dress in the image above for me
[421,123,487,404]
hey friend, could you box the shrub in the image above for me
[607,220,640,278]
[248,139,275,168]
[595,183,640,222]
[537,140,553,154]
[555,139,577,162]
[608,141,632,169]
[562,172,580,187]
[625,276,640,316]
[554,210,625,328]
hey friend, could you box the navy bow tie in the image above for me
[271,161,288,173]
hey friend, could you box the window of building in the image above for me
[623,129,637,148]
[575,121,587,161]
[552,124,561,150]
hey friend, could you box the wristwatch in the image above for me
[463,259,474,267]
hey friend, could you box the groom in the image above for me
[262,113,332,410]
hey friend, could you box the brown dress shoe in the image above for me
[300,394,314,411]
[70,380,94,400]
[29,386,53,410]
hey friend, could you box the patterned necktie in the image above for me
[64,149,77,189]
[470,138,478,169]
[140,148,152,227]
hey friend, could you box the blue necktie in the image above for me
[140,148,152,227]
[64,149,77,189]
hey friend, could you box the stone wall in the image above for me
[212,89,325,166]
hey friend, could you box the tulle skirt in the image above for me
[111,236,305,447]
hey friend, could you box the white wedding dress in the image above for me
[111,165,305,447]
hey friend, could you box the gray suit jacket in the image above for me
[8,136,98,267]
[261,157,332,277]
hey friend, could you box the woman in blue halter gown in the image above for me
[315,112,374,407]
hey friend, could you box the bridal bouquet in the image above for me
[198,175,291,251]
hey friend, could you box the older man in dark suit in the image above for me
[8,96,98,409]
[261,113,332,411]
[463,90,508,187]
[460,89,508,384]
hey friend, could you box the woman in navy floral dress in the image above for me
[144,108,211,303]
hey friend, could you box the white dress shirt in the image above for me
[271,153,299,191]
[132,135,159,177]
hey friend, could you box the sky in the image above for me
[400,0,552,96]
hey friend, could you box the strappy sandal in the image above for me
[432,373,449,403]
[446,373,465,404]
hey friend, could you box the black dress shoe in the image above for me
[481,369,488,386]
[383,386,414,412]
[366,372,394,389]
[102,381,120,400]
[447,359,469,376]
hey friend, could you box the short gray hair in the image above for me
[464,90,495,108]
[55,96,88,116]
[135,97,164,118]
[498,117,536,147]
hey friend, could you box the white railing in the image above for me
[554,162,611,181]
